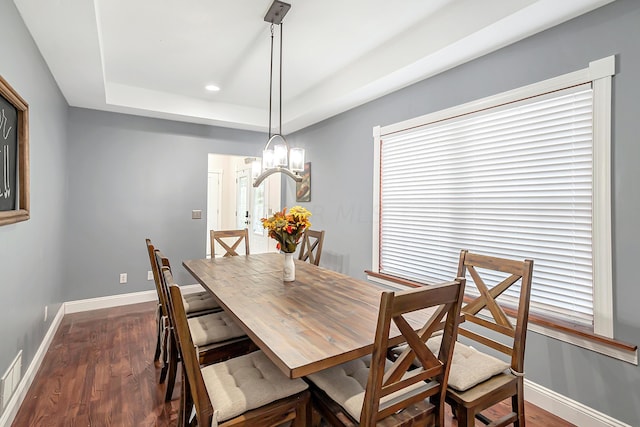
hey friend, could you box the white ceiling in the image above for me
[14,0,614,133]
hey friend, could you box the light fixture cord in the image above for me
[279,22,283,136]
[268,23,274,139]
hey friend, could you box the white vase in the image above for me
[283,252,295,282]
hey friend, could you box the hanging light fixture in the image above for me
[253,0,305,188]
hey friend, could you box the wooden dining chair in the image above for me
[298,229,325,266]
[145,239,221,370]
[145,238,171,366]
[307,278,465,427]
[156,252,256,402]
[445,250,534,427]
[210,228,250,257]
[167,281,311,427]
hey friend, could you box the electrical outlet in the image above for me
[44,306,48,322]
[147,270,154,281]
[119,273,127,284]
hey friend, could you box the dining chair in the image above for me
[307,278,465,427]
[145,239,221,369]
[445,249,534,427]
[210,228,250,257]
[167,281,311,427]
[155,251,256,402]
[297,229,325,266]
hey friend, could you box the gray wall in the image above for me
[64,108,265,299]
[285,0,640,424]
[0,0,68,390]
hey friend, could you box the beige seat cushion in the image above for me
[201,350,308,423]
[425,336,509,392]
[188,311,245,347]
[182,290,220,313]
[306,355,433,422]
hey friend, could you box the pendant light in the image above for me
[253,0,305,187]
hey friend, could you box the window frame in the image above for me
[370,56,632,361]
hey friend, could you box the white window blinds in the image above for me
[379,84,594,327]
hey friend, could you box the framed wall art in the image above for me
[296,162,311,202]
[0,75,29,226]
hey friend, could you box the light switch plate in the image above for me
[192,210,202,219]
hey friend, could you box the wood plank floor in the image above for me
[12,301,575,426]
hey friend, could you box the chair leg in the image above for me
[513,382,526,427]
[178,371,193,427]
[154,305,162,362]
[431,394,443,427]
[165,338,178,401]
[159,330,170,384]
[455,406,475,427]
[293,392,311,427]
[310,404,323,427]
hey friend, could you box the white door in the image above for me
[236,167,278,253]
[206,170,222,258]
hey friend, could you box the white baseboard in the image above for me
[525,379,630,427]
[0,304,65,427]
[64,289,158,314]
[63,285,205,314]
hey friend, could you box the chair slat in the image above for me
[298,229,325,265]
[458,327,513,357]
[463,312,516,338]
[210,229,250,257]
[381,368,442,399]
[463,252,526,275]
[462,273,520,316]
[467,266,513,329]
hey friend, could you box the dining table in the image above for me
[182,252,438,379]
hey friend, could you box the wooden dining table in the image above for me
[182,252,436,379]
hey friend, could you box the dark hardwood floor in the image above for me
[12,301,575,426]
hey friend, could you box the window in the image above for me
[372,56,614,338]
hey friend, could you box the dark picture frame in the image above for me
[296,162,311,202]
[0,75,29,226]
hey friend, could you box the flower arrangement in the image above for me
[261,206,312,253]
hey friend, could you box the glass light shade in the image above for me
[274,144,288,167]
[289,147,305,172]
[262,149,275,170]
[251,159,262,179]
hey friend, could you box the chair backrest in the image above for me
[210,229,250,257]
[456,249,534,375]
[166,272,215,422]
[145,239,170,318]
[153,249,175,327]
[361,279,465,427]
[297,229,325,266]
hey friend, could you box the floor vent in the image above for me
[0,350,22,410]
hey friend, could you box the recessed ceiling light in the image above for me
[205,84,220,92]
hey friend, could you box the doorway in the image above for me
[207,154,280,257]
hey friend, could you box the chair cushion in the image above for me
[426,336,509,392]
[201,350,308,423]
[182,290,220,313]
[188,311,246,347]
[306,355,432,422]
